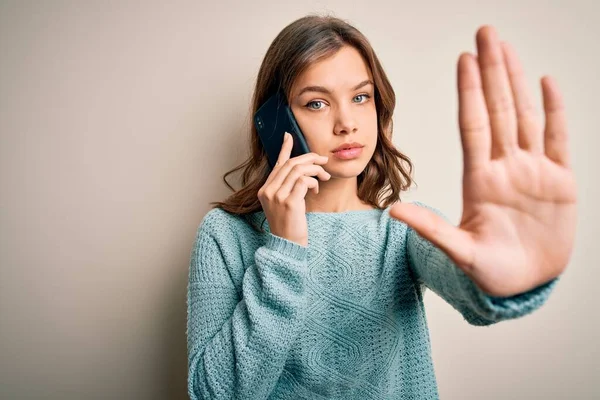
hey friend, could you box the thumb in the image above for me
[389,202,476,274]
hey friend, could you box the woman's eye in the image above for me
[305,94,371,110]
[306,100,325,110]
[354,94,370,103]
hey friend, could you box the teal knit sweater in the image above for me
[186,201,559,399]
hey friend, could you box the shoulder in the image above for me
[198,207,235,231]
[409,201,452,227]
[389,200,448,218]
[384,200,450,234]
[195,207,262,247]
[411,201,447,218]
[197,207,248,236]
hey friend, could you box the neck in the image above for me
[304,176,372,213]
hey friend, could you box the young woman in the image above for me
[187,14,577,400]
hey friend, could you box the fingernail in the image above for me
[284,132,290,140]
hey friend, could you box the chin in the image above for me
[327,160,369,179]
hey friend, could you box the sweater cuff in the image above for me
[462,274,560,324]
[265,233,308,261]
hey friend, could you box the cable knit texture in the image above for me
[186,201,559,399]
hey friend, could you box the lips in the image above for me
[332,142,364,152]
[332,146,363,160]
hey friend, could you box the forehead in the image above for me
[293,46,372,91]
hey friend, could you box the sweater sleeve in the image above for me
[405,201,560,326]
[186,212,309,399]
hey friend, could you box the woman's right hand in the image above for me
[257,132,331,247]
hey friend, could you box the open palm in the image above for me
[390,26,577,298]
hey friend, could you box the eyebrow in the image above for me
[296,79,374,98]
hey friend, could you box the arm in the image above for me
[186,213,309,399]
[406,201,560,326]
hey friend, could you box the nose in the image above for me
[333,103,357,135]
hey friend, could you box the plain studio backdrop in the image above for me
[1,1,598,399]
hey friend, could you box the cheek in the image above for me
[292,107,315,130]
[295,109,329,128]
[360,107,379,136]
[363,104,378,123]
[294,113,331,151]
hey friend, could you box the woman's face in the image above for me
[289,45,378,179]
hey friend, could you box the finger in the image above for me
[268,153,329,192]
[289,176,319,201]
[501,41,543,154]
[389,202,477,274]
[288,151,329,165]
[274,132,293,169]
[457,52,491,170]
[542,76,570,167]
[476,25,518,158]
[265,132,294,186]
[277,165,330,199]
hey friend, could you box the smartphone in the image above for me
[253,89,311,170]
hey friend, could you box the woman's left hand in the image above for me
[390,25,577,298]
